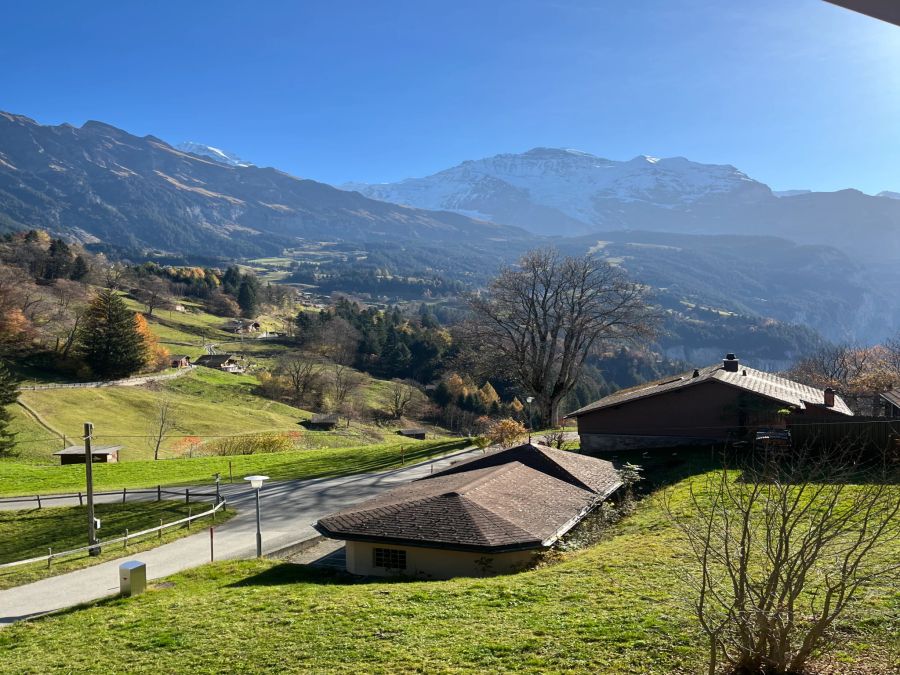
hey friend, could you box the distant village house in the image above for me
[193,354,244,373]
[169,355,191,369]
[54,445,122,465]
[305,413,340,430]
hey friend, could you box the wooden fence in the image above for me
[787,417,900,451]
[0,486,220,508]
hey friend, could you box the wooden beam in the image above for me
[824,0,900,27]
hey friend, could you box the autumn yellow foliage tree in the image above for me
[485,418,527,448]
[135,313,170,371]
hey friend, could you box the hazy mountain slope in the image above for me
[0,112,530,257]
[346,148,900,262]
[558,231,897,344]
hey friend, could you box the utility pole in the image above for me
[84,422,100,556]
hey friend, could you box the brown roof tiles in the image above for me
[316,443,622,552]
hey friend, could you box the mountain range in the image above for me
[346,147,900,264]
[0,112,528,258]
[0,110,897,345]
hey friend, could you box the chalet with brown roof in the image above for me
[169,355,191,369]
[316,443,621,578]
[566,353,853,451]
[193,354,243,373]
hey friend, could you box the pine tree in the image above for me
[76,289,149,379]
[0,360,19,456]
[69,255,90,281]
[237,279,259,317]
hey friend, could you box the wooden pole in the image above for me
[84,422,99,556]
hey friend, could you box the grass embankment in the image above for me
[0,501,233,590]
[14,368,310,462]
[0,439,470,497]
[0,472,893,674]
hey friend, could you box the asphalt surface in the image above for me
[0,446,483,626]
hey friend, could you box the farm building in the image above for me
[305,414,340,430]
[316,443,621,579]
[54,445,122,465]
[566,354,853,451]
[169,355,191,368]
[193,354,243,373]
[397,428,427,440]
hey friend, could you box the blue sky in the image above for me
[1,0,898,192]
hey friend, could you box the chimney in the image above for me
[692,369,700,378]
[824,387,835,407]
[723,353,739,372]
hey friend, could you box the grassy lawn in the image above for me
[0,439,470,497]
[0,472,893,674]
[14,369,309,462]
[0,501,233,590]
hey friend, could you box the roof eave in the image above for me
[315,523,547,553]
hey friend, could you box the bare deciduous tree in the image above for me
[276,356,323,406]
[135,276,171,317]
[465,248,654,427]
[330,363,364,407]
[386,379,416,420]
[147,396,178,461]
[666,446,900,675]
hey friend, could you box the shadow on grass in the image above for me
[227,562,424,588]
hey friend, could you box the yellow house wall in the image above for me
[345,541,538,579]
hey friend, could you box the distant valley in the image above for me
[0,110,897,350]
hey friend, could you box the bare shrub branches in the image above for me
[666,446,900,674]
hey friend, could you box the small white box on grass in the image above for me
[119,560,147,596]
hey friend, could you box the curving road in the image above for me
[0,446,483,626]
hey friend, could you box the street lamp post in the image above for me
[525,397,534,443]
[243,475,269,557]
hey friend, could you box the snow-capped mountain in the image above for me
[343,147,900,265]
[176,141,254,167]
[344,147,773,236]
[877,190,900,200]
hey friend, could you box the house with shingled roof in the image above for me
[566,353,853,451]
[315,442,621,578]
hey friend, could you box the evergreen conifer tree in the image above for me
[237,279,258,317]
[69,254,90,281]
[0,360,18,456]
[75,289,148,379]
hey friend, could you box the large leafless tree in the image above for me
[466,248,654,426]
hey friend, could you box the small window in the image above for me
[373,547,407,570]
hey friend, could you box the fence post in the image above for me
[47,547,52,569]
[122,487,127,504]
[36,494,41,509]
[78,492,83,506]
[229,461,233,483]
[186,489,190,505]
[210,527,214,562]
[157,485,161,502]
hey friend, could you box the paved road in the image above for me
[0,446,484,626]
